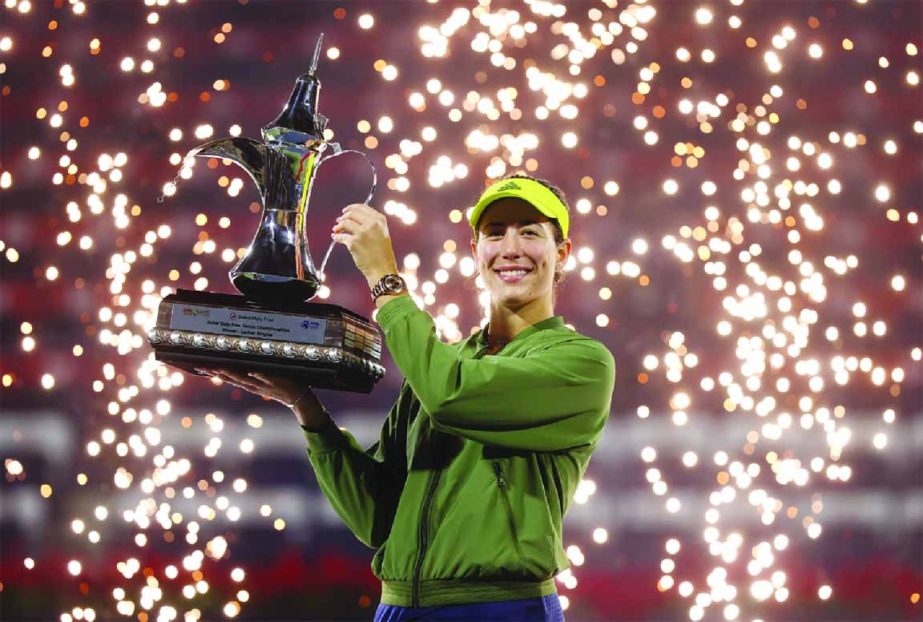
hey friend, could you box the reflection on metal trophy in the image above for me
[148,35,385,393]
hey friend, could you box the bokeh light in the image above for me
[0,1,920,621]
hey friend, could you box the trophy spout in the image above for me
[189,137,297,212]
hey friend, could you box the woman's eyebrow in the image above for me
[483,220,544,228]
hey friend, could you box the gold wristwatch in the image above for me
[370,273,408,303]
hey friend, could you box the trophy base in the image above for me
[153,350,377,393]
[231,272,321,307]
[148,289,385,394]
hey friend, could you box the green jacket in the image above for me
[304,295,616,607]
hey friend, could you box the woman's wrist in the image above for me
[365,263,401,290]
[285,388,313,409]
[290,395,332,431]
[374,290,410,310]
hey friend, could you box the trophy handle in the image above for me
[313,143,378,281]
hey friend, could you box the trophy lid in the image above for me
[262,34,327,143]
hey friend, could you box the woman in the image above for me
[205,173,616,621]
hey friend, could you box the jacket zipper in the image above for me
[492,461,525,562]
[411,344,492,606]
[411,442,443,607]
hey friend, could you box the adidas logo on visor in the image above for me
[495,181,521,192]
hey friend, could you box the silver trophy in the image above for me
[148,35,385,393]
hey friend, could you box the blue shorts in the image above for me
[373,594,565,622]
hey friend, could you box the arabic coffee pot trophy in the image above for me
[148,34,385,393]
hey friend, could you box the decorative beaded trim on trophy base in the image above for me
[147,328,385,380]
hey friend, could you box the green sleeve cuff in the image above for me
[375,295,419,329]
[303,417,351,454]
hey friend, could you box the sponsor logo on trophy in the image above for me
[148,35,385,393]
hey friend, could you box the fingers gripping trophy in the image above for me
[147,35,387,393]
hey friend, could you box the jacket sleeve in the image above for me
[376,296,616,452]
[303,382,410,548]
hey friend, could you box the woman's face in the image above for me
[470,197,570,311]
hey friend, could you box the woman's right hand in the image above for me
[196,368,332,431]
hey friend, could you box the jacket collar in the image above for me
[471,315,566,350]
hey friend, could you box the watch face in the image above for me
[384,275,404,291]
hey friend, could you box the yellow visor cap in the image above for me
[469,178,570,239]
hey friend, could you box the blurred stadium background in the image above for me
[0,1,920,620]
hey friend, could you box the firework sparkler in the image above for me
[0,1,920,620]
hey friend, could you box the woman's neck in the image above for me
[485,299,553,344]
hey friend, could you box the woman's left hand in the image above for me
[331,203,400,286]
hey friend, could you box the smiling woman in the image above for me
[467,172,573,346]
[206,171,616,622]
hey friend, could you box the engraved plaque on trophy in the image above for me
[148,35,384,393]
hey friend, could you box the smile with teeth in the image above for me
[495,268,532,282]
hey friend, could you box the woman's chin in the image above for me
[490,290,539,308]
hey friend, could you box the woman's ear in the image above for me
[557,238,572,263]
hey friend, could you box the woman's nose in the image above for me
[501,229,523,253]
